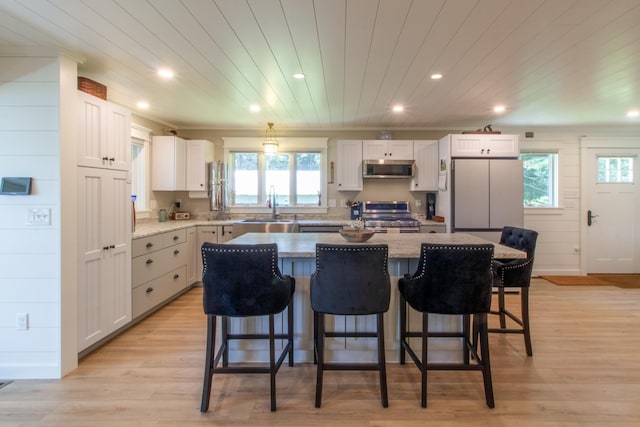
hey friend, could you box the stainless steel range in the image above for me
[361,201,420,233]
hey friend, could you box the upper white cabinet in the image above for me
[411,140,439,191]
[363,140,413,160]
[152,137,214,191]
[336,140,363,191]
[152,136,186,191]
[185,139,214,191]
[449,134,519,158]
[77,91,131,170]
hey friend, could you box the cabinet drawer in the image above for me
[132,242,187,286]
[163,229,187,247]
[132,266,187,319]
[132,234,164,257]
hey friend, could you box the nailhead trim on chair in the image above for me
[412,245,494,280]
[497,258,534,282]
[202,245,282,278]
[314,245,388,270]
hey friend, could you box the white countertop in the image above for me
[225,232,525,259]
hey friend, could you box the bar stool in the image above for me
[200,243,295,412]
[310,243,391,408]
[489,226,539,356]
[398,243,495,408]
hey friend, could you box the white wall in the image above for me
[0,54,75,378]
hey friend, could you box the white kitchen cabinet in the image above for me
[449,134,519,157]
[410,140,439,191]
[363,140,413,160]
[131,229,189,319]
[336,140,363,191]
[77,90,131,170]
[152,135,186,191]
[77,167,132,352]
[186,226,199,285]
[186,139,214,191]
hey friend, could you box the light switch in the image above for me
[27,208,51,225]
[328,199,337,207]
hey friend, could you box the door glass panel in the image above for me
[597,157,634,183]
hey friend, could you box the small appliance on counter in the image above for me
[350,201,361,219]
[426,192,436,220]
[172,211,191,220]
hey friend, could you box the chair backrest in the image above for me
[499,226,538,259]
[402,243,494,315]
[310,244,390,315]
[201,242,293,317]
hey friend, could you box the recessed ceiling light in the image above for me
[392,105,404,112]
[136,101,149,110]
[493,105,506,113]
[293,73,305,79]
[157,68,174,79]
[249,104,261,112]
[627,110,639,117]
[431,73,443,80]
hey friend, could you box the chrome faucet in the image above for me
[269,185,278,219]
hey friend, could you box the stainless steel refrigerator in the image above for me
[209,161,228,211]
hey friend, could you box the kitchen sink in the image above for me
[234,219,299,236]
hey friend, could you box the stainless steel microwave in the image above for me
[363,159,415,178]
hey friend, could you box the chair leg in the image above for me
[313,311,318,365]
[521,287,533,356]
[268,314,277,412]
[476,313,495,408]
[462,314,470,365]
[377,313,389,408]
[287,299,295,366]
[221,316,229,367]
[315,313,325,408]
[200,315,217,413]
[498,287,506,329]
[421,312,428,408]
[399,294,407,364]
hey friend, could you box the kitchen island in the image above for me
[215,232,525,364]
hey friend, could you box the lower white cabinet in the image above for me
[77,167,132,352]
[131,229,189,319]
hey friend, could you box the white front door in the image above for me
[585,146,640,273]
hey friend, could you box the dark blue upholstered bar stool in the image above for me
[310,243,391,408]
[200,243,295,412]
[398,243,495,408]
[489,226,539,356]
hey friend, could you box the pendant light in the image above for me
[262,122,279,153]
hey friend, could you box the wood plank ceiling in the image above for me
[0,0,639,131]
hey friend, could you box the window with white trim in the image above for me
[521,152,559,208]
[230,151,322,207]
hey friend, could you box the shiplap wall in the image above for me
[0,55,64,378]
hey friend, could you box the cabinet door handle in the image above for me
[173,235,179,240]
[146,287,154,293]
[109,157,115,162]
[146,242,153,248]
[110,244,115,249]
[103,246,109,250]
[174,249,180,255]
[145,259,154,264]
[173,274,180,280]
[102,156,109,161]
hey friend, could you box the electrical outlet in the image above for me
[16,313,28,331]
[415,200,422,207]
[175,199,182,209]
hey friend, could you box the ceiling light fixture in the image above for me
[250,104,261,112]
[136,101,149,110]
[431,73,443,79]
[157,68,174,79]
[392,105,404,112]
[627,110,639,117]
[262,122,279,153]
[493,105,506,113]
[293,73,305,79]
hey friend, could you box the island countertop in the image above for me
[227,232,525,259]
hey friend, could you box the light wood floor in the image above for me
[1,279,639,426]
